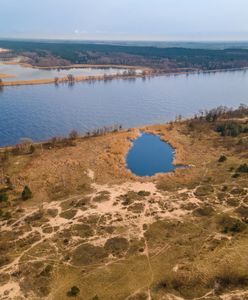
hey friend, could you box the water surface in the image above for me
[0,70,248,146]
[127,133,176,176]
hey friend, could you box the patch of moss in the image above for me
[193,205,215,217]
[71,244,107,265]
[104,237,129,257]
[71,224,94,238]
[59,209,77,220]
[235,205,248,218]
[93,191,110,203]
[194,185,214,197]
[128,203,145,214]
[217,214,246,234]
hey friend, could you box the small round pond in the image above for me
[127,133,176,176]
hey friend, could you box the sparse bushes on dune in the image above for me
[217,214,246,233]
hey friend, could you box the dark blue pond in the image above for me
[127,133,176,176]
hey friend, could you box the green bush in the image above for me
[237,164,248,173]
[2,211,11,220]
[216,122,247,137]
[67,286,80,297]
[218,215,246,233]
[0,193,8,202]
[218,155,227,163]
[21,186,32,200]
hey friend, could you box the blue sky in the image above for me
[1,0,248,41]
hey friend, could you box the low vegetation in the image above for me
[0,106,247,299]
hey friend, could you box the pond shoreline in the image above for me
[126,131,177,176]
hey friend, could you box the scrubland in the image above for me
[0,107,248,299]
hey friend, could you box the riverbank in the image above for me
[0,73,15,79]
[0,71,152,87]
[1,60,247,87]
[0,61,153,86]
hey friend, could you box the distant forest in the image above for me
[1,40,248,71]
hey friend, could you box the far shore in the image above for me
[0,60,248,87]
[0,71,152,87]
[0,61,153,86]
[0,73,15,79]
[0,48,11,53]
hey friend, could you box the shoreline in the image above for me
[0,73,15,79]
[0,124,187,182]
[0,122,186,169]
[0,59,247,87]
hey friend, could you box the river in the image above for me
[0,70,248,146]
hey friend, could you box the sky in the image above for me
[0,0,248,41]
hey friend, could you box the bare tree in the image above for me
[67,74,75,83]
[54,77,59,85]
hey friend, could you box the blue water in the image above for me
[127,133,176,176]
[0,70,248,146]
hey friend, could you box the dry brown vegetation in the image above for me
[0,109,248,299]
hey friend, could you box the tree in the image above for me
[21,186,32,200]
[67,74,75,83]
[0,79,3,92]
[54,77,59,85]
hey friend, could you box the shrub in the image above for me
[218,215,246,233]
[69,130,79,140]
[237,163,248,173]
[40,265,53,277]
[235,205,248,218]
[21,186,32,200]
[67,286,80,297]
[137,190,151,197]
[2,211,11,220]
[0,193,8,202]
[218,155,227,163]
[193,205,215,217]
[216,122,243,137]
[29,144,36,154]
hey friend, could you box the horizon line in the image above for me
[1,37,248,44]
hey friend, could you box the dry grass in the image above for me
[0,117,248,299]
